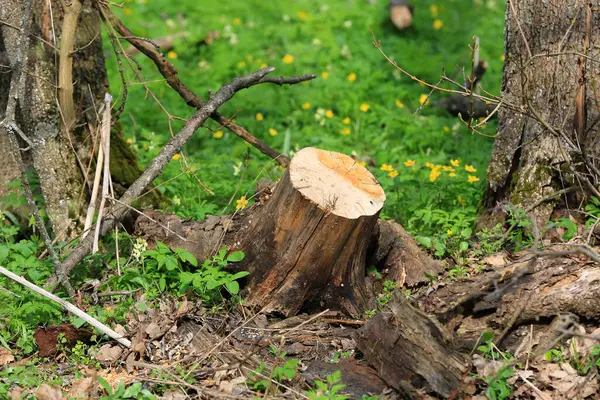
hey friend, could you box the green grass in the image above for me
[105,0,505,237]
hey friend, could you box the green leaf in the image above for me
[416,236,432,248]
[175,249,198,266]
[226,251,245,262]
[226,280,240,294]
[460,228,472,238]
[97,376,113,395]
[159,277,166,292]
[459,241,469,252]
[164,256,179,271]
[123,382,142,398]
[480,331,494,343]
[230,271,250,280]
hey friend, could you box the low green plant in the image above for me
[248,344,300,393]
[474,331,516,400]
[305,370,348,400]
[98,377,157,400]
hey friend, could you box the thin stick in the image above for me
[0,266,131,348]
[93,94,112,253]
[83,113,105,239]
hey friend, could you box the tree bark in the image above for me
[479,0,600,230]
[0,0,149,238]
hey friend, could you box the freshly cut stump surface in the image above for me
[235,147,386,317]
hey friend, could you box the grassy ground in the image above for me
[107,0,505,240]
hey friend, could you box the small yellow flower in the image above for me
[302,102,311,110]
[236,196,248,210]
[233,17,241,26]
[447,229,453,236]
[465,165,477,173]
[404,160,416,167]
[124,8,132,16]
[443,126,450,132]
[260,63,268,69]
[269,128,278,136]
[325,110,334,118]
[282,54,294,64]
[172,153,181,160]
[388,170,399,178]
[457,196,466,205]
[167,51,177,60]
[256,113,264,121]
[246,55,253,62]
[360,103,370,112]
[501,54,506,62]
[321,71,330,79]
[126,138,133,144]
[450,159,460,167]
[358,161,367,167]
[449,172,457,177]
[419,94,429,105]
[380,164,394,172]
[297,10,308,20]
[433,19,443,30]
[425,162,435,168]
[347,72,357,82]
[214,130,224,139]
[340,128,351,135]
[429,169,441,182]
[430,5,439,17]
[342,117,351,125]
[468,175,480,183]
[443,166,454,172]
[395,99,404,109]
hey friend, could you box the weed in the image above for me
[306,370,348,400]
[249,344,300,393]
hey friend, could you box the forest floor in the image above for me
[3,0,600,399]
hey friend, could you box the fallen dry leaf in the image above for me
[0,346,14,366]
[34,384,63,400]
[67,377,94,400]
[94,344,123,363]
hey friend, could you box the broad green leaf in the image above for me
[226,251,245,262]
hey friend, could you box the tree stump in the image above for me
[232,147,386,317]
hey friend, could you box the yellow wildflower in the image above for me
[255,112,264,121]
[404,160,416,167]
[380,164,394,172]
[419,94,429,105]
[450,159,460,167]
[342,117,351,125]
[126,138,133,144]
[449,172,456,177]
[465,164,477,172]
[447,229,453,236]
[395,99,405,109]
[360,103,370,112]
[358,161,367,167]
[425,162,435,168]
[260,63,268,69]
[325,110,334,118]
[429,168,441,182]
[388,170,399,178]
[468,175,480,183]
[340,128,351,136]
[433,19,443,30]
[237,61,246,68]
[443,126,450,132]
[124,8,132,16]
[501,54,506,61]
[246,55,253,62]
[214,130,224,139]
[167,51,177,60]
[430,5,439,17]
[269,128,278,136]
[321,71,330,79]
[302,102,311,110]
[282,54,294,64]
[297,10,308,20]
[236,196,248,210]
[443,166,454,172]
[457,196,466,206]
[172,153,181,160]
[347,72,357,82]
[233,17,241,26]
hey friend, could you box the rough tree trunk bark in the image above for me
[479,0,600,229]
[0,0,147,238]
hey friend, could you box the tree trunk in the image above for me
[479,0,600,229]
[134,147,442,318]
[0,0,148,238]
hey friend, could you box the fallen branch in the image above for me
[98,4,310,167]
[0,265,131,348]
[46,67,311,290]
